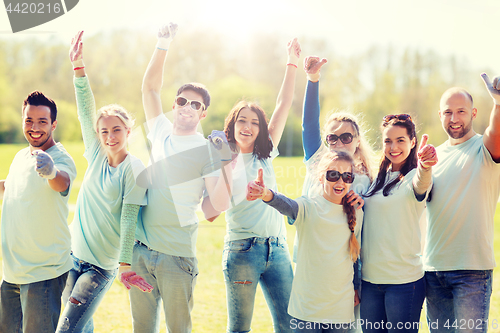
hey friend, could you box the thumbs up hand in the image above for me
[246,168,268,201]
[417,134,438,169]
[481,73,500,106]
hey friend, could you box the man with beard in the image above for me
[130,23,232,333]
[424,73,500,333]
[0,91,76,332]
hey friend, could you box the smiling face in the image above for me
[320,159,353,204]
[325,120,360,155]
[23,104,57,151]
[172,89,207,134]
[234,107,260,153]
[439,91,477,145]
[97,115,130,157]
[383,124,416,172]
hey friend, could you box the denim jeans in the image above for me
[130,242,199,333]
[56,254,117,333]
[360,277,425,333]
[290,317,350,333]
[223,236,294,333]
[0,272,68,333]
[425,270,492,333]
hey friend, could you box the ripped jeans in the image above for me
[55,254,117,333]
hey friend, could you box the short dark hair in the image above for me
[177,83,211,110]
[22,91,57,123]
[223,101,272,160]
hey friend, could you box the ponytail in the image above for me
[342,196,360,262]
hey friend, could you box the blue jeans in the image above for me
[290,318,350,333]
[223,236,294,333]
[425,270,492,333]
[360,277,425,333]
[130,242,199,333]
[56,254,117,333]
[0,272,68,333]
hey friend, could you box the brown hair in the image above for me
[23,91,57,123]
[223,101,272,160]
[317,150,360,262]
[177,83,211,110]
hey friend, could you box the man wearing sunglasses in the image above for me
[130,23,232,333]
[424,73,500,333]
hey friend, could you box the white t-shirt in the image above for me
[136,114,219,257]
[289,195,363,323]
[425,134,500,271]
[1,144,76,284]
[362,168,429,284]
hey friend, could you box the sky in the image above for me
[1,0,499,74]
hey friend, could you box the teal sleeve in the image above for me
[74,76,97,149]
[118,203,140,265]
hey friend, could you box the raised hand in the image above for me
[156,22,178,51]
[69,31,84,68]
[208,130,232,161]
[346,190,364,210]
[287,38,301,67]
[481,73,500,106]
[303,56,327,82]
[417,134,438,169]
[33,150,57,180]
[118,265,154,293]
[246,168,266,201]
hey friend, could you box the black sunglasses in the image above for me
[383,114,412,123]
[325,170,355,184]
[325,133,353,146]
[175,96,206,111]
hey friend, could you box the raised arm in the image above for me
[142,23,178,122]
[413,134,437,198]
[268,38,301,146]
[69,31,97,148]
[302,56,328,160]
[481,73,500,162]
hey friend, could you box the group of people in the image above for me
[0,22,500,333]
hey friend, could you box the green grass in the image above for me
[0,143,500,332]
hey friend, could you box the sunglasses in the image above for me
[325,170,355,184]
[175,96,206,111]
[325,133,354,146]
[383,114,412,123]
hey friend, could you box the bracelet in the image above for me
[73,67,85,71]
[286,63,298,68]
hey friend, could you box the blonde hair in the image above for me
[317,150,360,262]
[323,110,375,181]
[95,104,135,132]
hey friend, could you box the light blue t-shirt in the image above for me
[136,114,219,257]
[290,195,363,323]
[70,137,147,270]
[425,134,500,271]
[1,144,76,284]
[224,144,286,242]
[362,168,429,284]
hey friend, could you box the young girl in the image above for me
[248,150,362,333]
[211,38,300,333]
[56,31,152,333]
[360,114,437,333]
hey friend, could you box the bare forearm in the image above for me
[413,164,432,196]
[48,170,71,193]
[0,180,5,200]
[142,48,168,121]
[210,163,233,211]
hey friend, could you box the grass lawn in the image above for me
[1,142,500,332]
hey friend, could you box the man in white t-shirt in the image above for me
[0,91,77,333]
[130,23,232,333]
[425,74,500,333]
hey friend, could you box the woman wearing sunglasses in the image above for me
[360,114,437,333]
[247,150,362,333]
[56,32,153,333]
[209,38,301,333]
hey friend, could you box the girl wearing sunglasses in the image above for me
[247,150,362,333]
[206,38,301,333]
[56,32,152,333]
[360,114,437,333]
